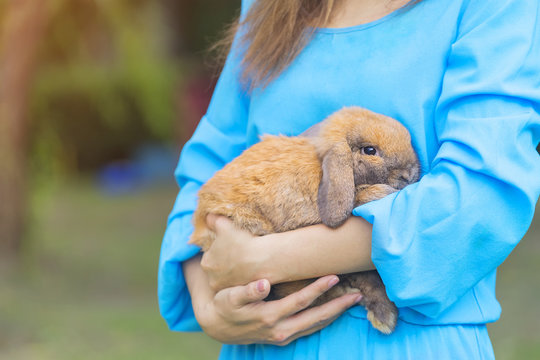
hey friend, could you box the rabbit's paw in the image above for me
[355,184,397,205]
[366,302,398,335]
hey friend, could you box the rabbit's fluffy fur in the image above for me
[189,106,420,334]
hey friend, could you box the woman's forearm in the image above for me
[251,216,375,285]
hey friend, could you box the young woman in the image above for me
[158,0,540,358]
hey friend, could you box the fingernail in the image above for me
[257,280,267,292]
[328,276,339,288]
[354,294,363,304]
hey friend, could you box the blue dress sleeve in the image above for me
[158,0,252,331]
[354,0,540,318]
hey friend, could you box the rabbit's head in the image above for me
[303,107,420,228]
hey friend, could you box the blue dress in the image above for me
[158,0,540,358]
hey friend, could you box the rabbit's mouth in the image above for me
[390,166,420,190]
[392,177,412,190]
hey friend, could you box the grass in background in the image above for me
[0,179,221,360]
[489,202,540,359]
[0,179,538,359]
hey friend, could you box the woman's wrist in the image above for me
[183,254,213,308]
[248,234,287,285]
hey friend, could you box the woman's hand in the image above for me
[185,255,363,345]
[201,214,266,291]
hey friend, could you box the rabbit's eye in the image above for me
[362,146,378,156]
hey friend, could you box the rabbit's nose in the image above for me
[396,172,415,189]
[397,176,410,189]
[400,171,414,182]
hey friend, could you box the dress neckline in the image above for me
[315,0,414,34]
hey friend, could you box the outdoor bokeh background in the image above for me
[0,1,538,359]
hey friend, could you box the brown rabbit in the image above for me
[189,106,420,334]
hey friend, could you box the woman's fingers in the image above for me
[222,275,341,322]
[244,275,344,335]
[218,279,271,309]
[270,292,362,346]
[206,213,233,233]
[267,313,341,346]
[205,213,219,231]
[269,275,340,318]
[211,276,361,345]
[284,292,362,332]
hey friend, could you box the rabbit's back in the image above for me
[191,135,323,250]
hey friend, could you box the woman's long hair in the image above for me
[212,0,419,90]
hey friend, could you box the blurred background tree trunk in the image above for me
[0,0,47,261]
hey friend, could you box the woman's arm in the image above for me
[202,214,375,291]
[184,254,363,345]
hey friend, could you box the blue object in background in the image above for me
[98,161,141,195]
[98,143,178,195]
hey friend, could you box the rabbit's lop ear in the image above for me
[318,142,355,228]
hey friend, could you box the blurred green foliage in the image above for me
[171,0,240,54]
[29,0,179,175]
[0,180,222,359]
[26,0,241,177]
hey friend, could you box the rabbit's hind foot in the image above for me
[366,303,398,335]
